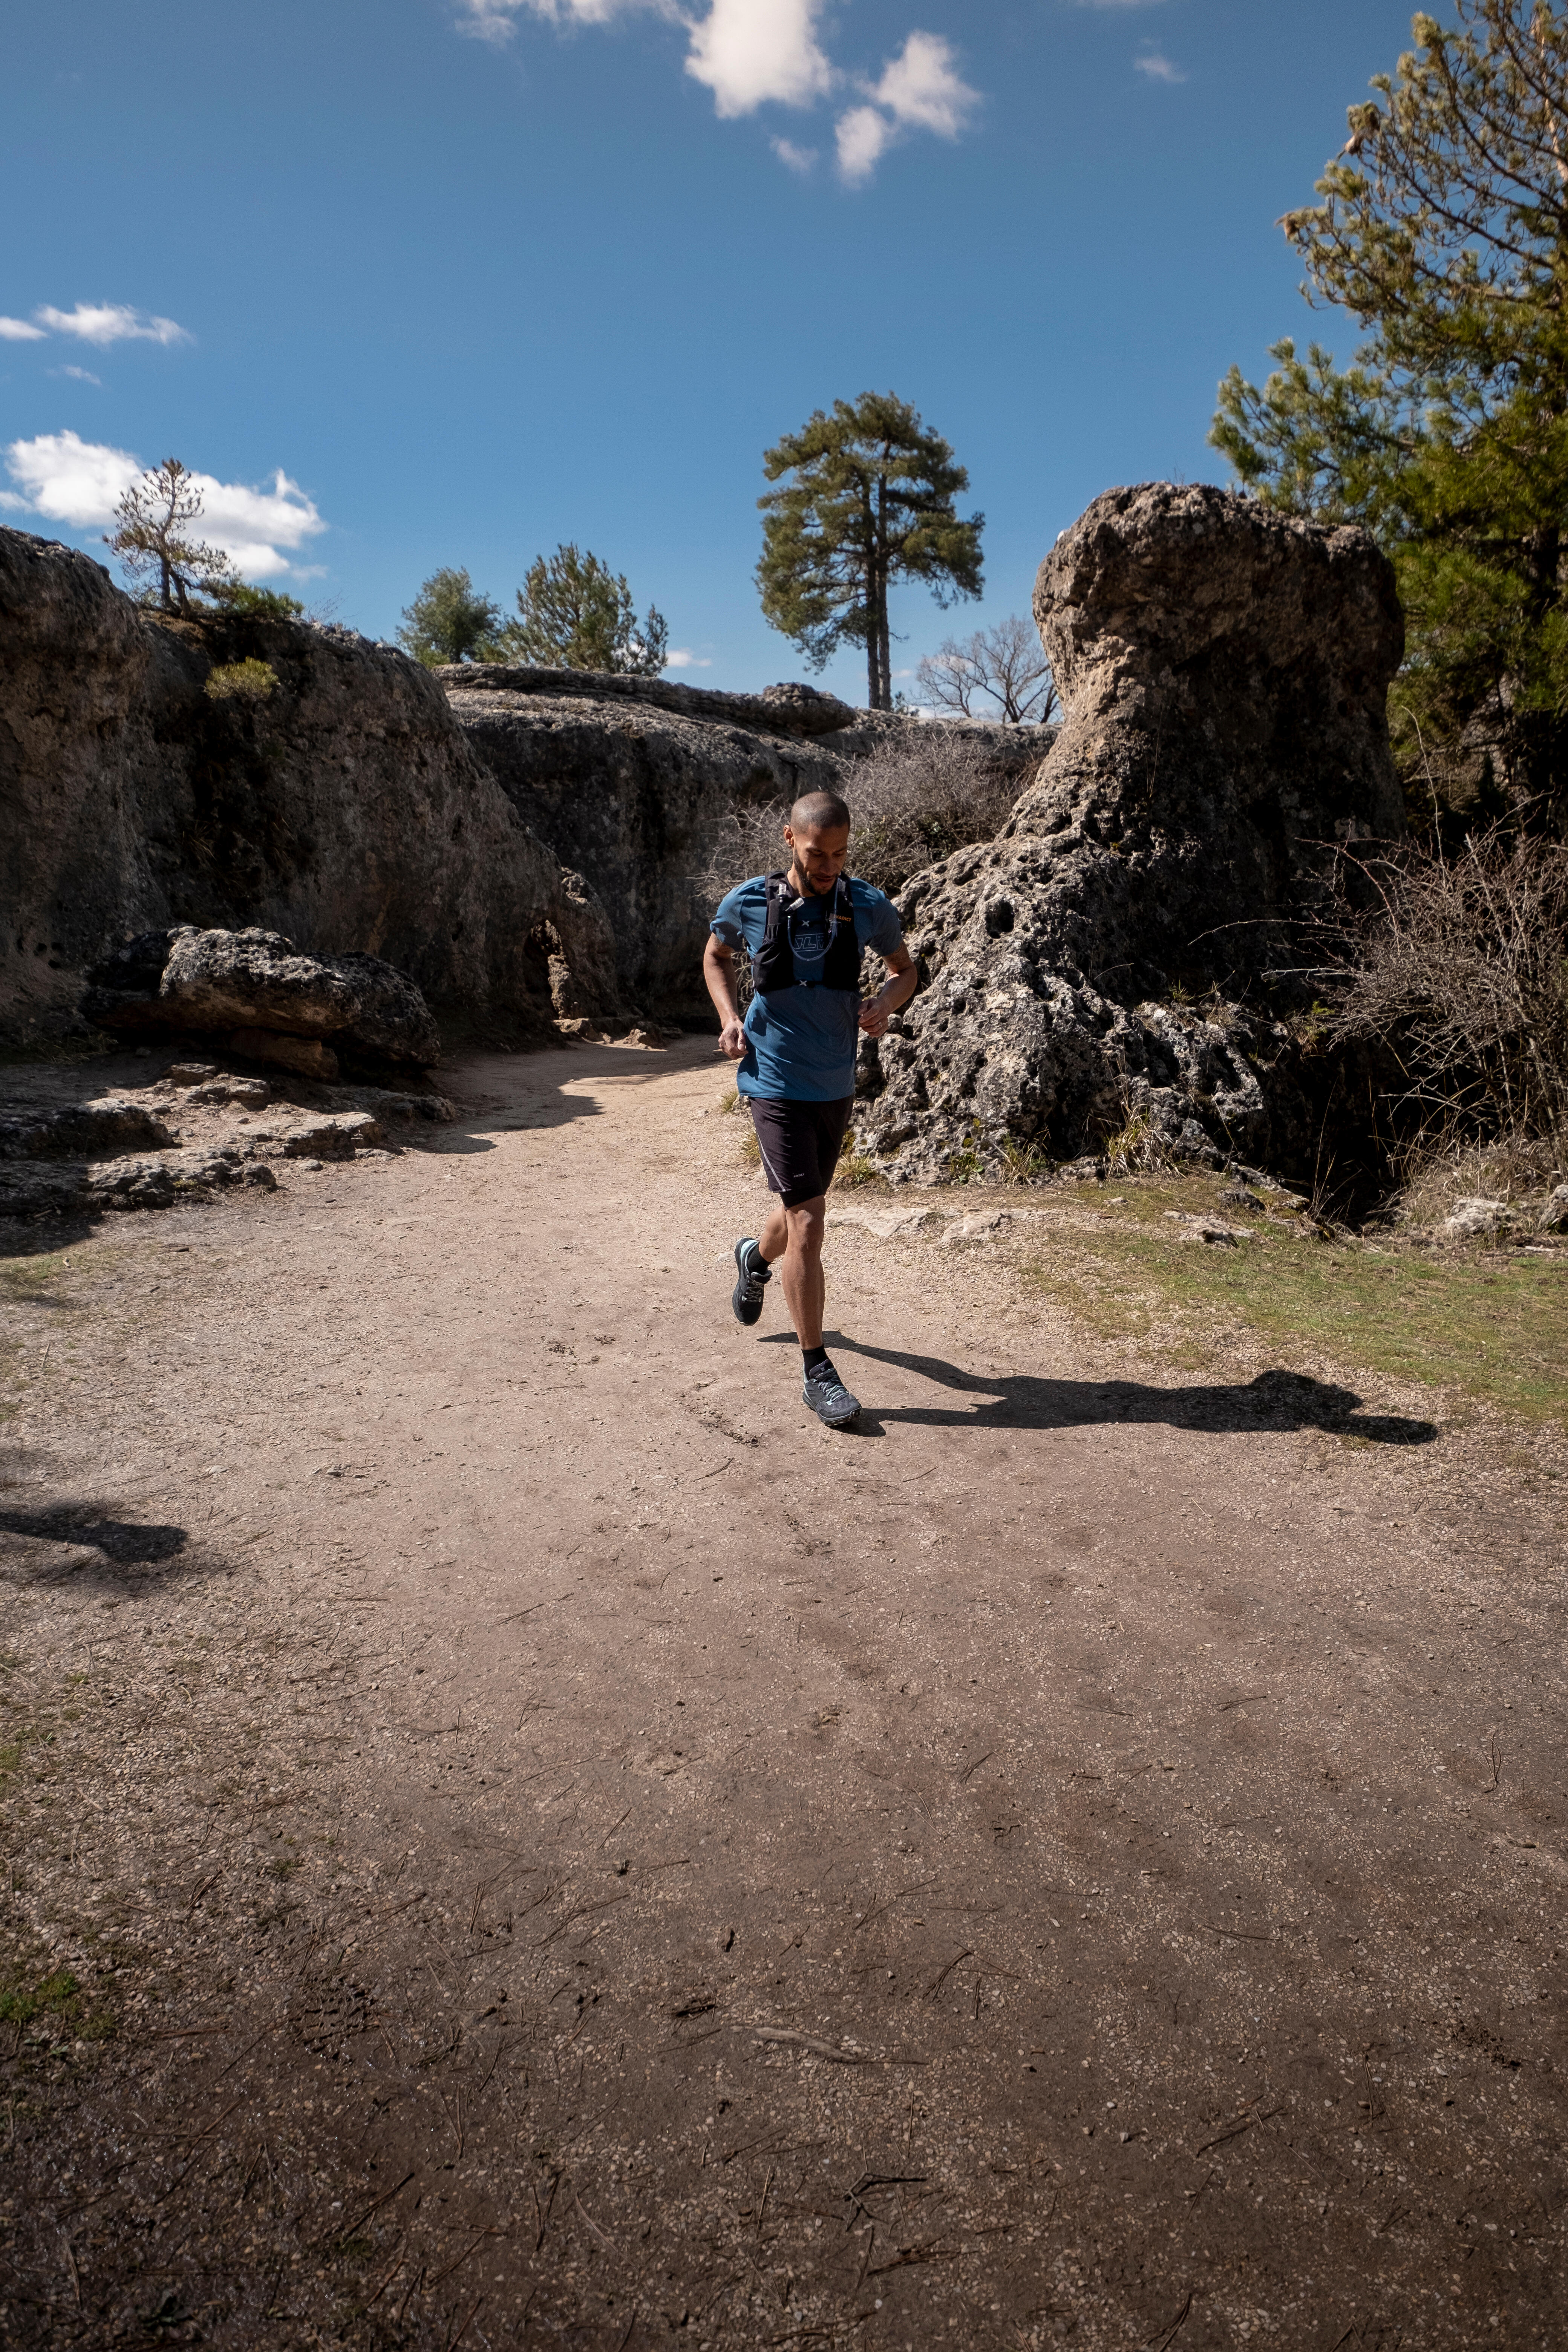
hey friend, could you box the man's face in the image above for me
[783,822,850,896]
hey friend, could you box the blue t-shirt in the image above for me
[711,874,904,1102]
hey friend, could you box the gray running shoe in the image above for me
[802,1355,860,1429]
[731,1236,771,1326]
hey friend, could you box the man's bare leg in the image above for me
[758,1195,825,1349]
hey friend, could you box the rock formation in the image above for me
[854,483,1406,1180]
[441,667,855,1021]
[441,663,1041,1019]
[0,1047,459,1219]
[0,529,617,1049]
[82,925,444,1076]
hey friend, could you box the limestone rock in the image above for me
[1539,1182,1568,1235]
[444,674,849,1019]
[159,927,361,1037]
[0,1096,176,1160]
[228,1030,339,1079]
[855,484,1406,1182]
[444,670,1038,1020]
[280,1113,383,1159]
[83,1157,179,1211]
[1,527,596,1049]
[187,1076,271,1107]
[1443,1196,1514,1239]
[326,951,443,1065]
[439,662,858,738]
[83,924,441,1068]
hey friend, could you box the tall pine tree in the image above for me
[757,392,983,710]
[1212,0,1568,831]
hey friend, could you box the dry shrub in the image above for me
[847,724,1034,894]
[695,723,1036,911]
[1392,1127,1562,1230]
[1330,826,1568,1152]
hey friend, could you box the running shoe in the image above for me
[802,1355,861,1429]
[731,1236,771,1326]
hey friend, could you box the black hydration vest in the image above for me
[752,871,861,996]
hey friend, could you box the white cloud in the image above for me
[3,430,140,524]
[457,0,978,181]
[665,646,712,668]
[872,31,977,137]
[57,365,103,385]
[35,303,190,347]
[457,0,669,40]
[686,0,831,116]
[836,31,977,184]
[0,316,46,342]
[2,431,326,580]
[835,104,891,184]
[1134,46,1186,82]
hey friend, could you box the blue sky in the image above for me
[5,0,1418,701]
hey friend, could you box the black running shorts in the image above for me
[748,1095,854,1208]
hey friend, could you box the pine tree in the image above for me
[757,391,984,711]
[397,569,503,667]
[496,545,668,675]
[105,458,235,613]
[1211,0,1568,828]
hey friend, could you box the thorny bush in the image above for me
[1328,824,1568,1152]
[697,723,1037,911]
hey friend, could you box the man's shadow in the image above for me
[0,1506,190,1584]
[763,1334,1437,1445]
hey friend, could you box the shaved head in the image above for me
[788,789,851,834]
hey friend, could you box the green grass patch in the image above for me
[0,1967,81,2030]
[1032,1211,1568,1426]
[0,1253,72,1300]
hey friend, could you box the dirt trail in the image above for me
[2,1038,1565,2350]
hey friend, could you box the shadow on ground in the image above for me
[776,1336,1440,1444]
[0,1504,191,1583]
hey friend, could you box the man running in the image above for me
[704,788,917,1429]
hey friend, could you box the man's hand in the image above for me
[859,945,916,1038]
[718,1017,747,1060]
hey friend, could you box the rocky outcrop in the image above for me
[0,1044,461,1219]
[442,670,852,1019]
[82,925,444,1073]
[0,529,616,1049]
[442,665,1043,1018]
[447,664,858,738]
[854,483,1406,1181]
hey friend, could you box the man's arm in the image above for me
[703,932,748,1061]
[858,942,916,1039]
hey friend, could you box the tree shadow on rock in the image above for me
[799,1339,1438,1445]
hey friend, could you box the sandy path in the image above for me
[2,1038,1565,2350]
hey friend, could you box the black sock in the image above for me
[749,1240,772,1277]
[802,1344,828,1373]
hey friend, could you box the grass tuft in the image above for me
[1027,1182,1568,1424]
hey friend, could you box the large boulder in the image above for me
[159,927,363,1039]
[0,529,614,1048]
[854,483,1406,1180]
[83,926,444,1066]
